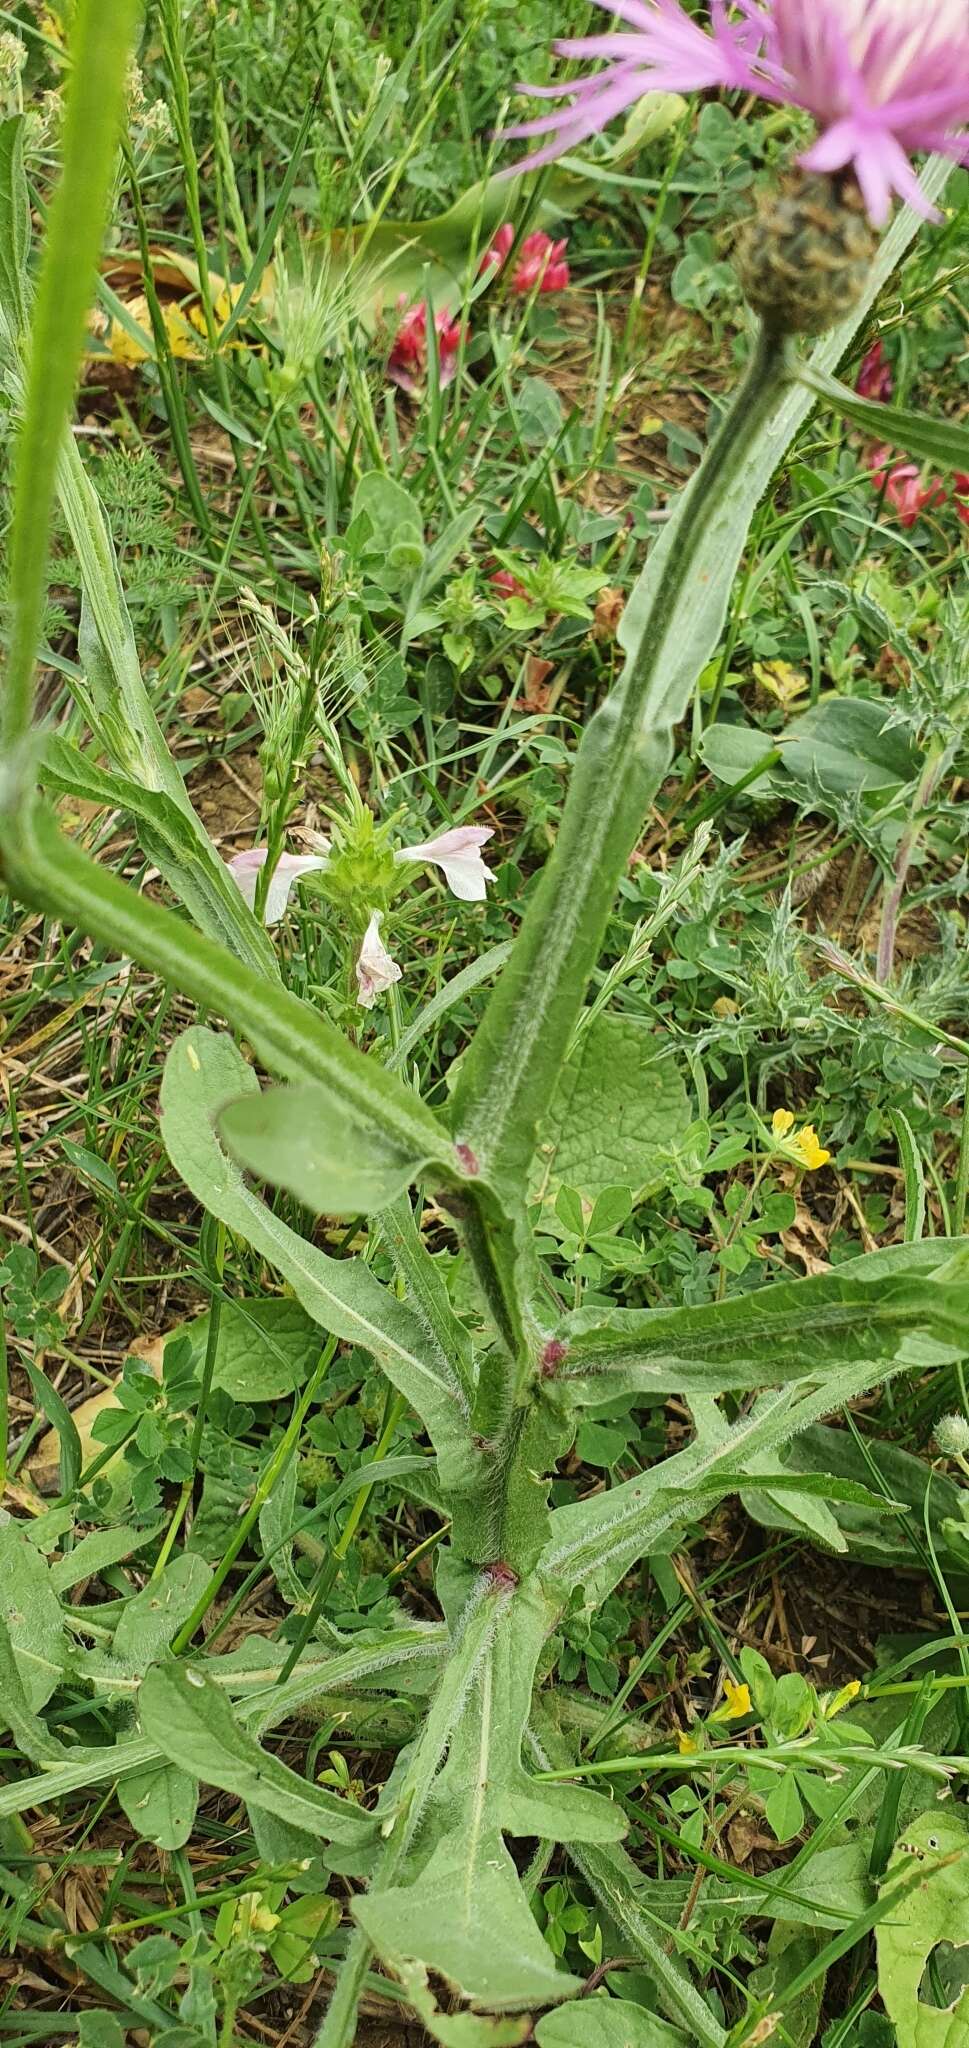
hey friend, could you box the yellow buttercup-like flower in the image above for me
[790,1124,831,1170]
[677,1728,701,1755]
[770,1107,830,1170]
[721,1678,752,1720]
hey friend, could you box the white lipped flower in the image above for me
[396,824,495,903]
[356,911,402,1009]
[226,844,329,926]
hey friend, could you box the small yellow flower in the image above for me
[721,1679,752,1720]
[790,1124,831,1171]
[824,1679,861,1719]
[770,1107,830,1170]
[677,1728,701,1755]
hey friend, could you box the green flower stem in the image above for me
[450,325,792,1195]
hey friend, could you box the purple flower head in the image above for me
[502,0,969,224]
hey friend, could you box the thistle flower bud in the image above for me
[736,174,877,339]
[934,1413,969,1459]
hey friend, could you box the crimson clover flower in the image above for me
[855,338,893,401]
[481,223,571,292]
[387,296,463,393]
[503,0,969,224]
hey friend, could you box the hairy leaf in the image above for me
[0,1520,66,1711]
[117,1761,199,1853]
[532,1017,690,1204]
[41,732,279,977]
[539,1362,913,1607]
[876,1811,969,2044]
[139,1661,375,1846]
[556,1241,969,1401]
[219,1076,454,1215]
[159,1028,477,1493]
[354,1577,623,2009]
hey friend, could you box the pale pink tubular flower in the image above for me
[502,0,969,224]
[396,824,495,903]
[226,845,329,926]
[356,912,402,1009]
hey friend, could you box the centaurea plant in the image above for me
[0,8,965,2048]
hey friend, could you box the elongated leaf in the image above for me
[0,802,464,1208]
[159,1028,477,1493]
[49,1522,159,1594]
[0,115,30,344]
[377,1196,474,1403]
[139,1661,375,1845]
[448,160,953,1198]
[219,1076,454,1216]
[355,1577,623,2010]
[2,0,142,757]
[742,1420,969,1579]
[556,1240,969,1400]
[800,361,969,472]
[0,1629,446,1820]
[0,1615,63,1763]
[0,1520,66,1711]
[539,1361,914,1607]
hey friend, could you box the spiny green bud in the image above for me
[934,1413,969,1459]
[736,173,877,339]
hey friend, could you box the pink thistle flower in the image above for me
[396,823,495,903]
[481,223,571,292]
[355,912,402,1009]
[855,338,893,401]
[226,844,329,926]
[387,296,463,393]
[502,0,969,225]
[502,0,757,173]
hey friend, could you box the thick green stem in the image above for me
[450,326,791,1192]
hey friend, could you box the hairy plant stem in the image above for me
[450,324,791,1196]
[455,327,792,1560]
